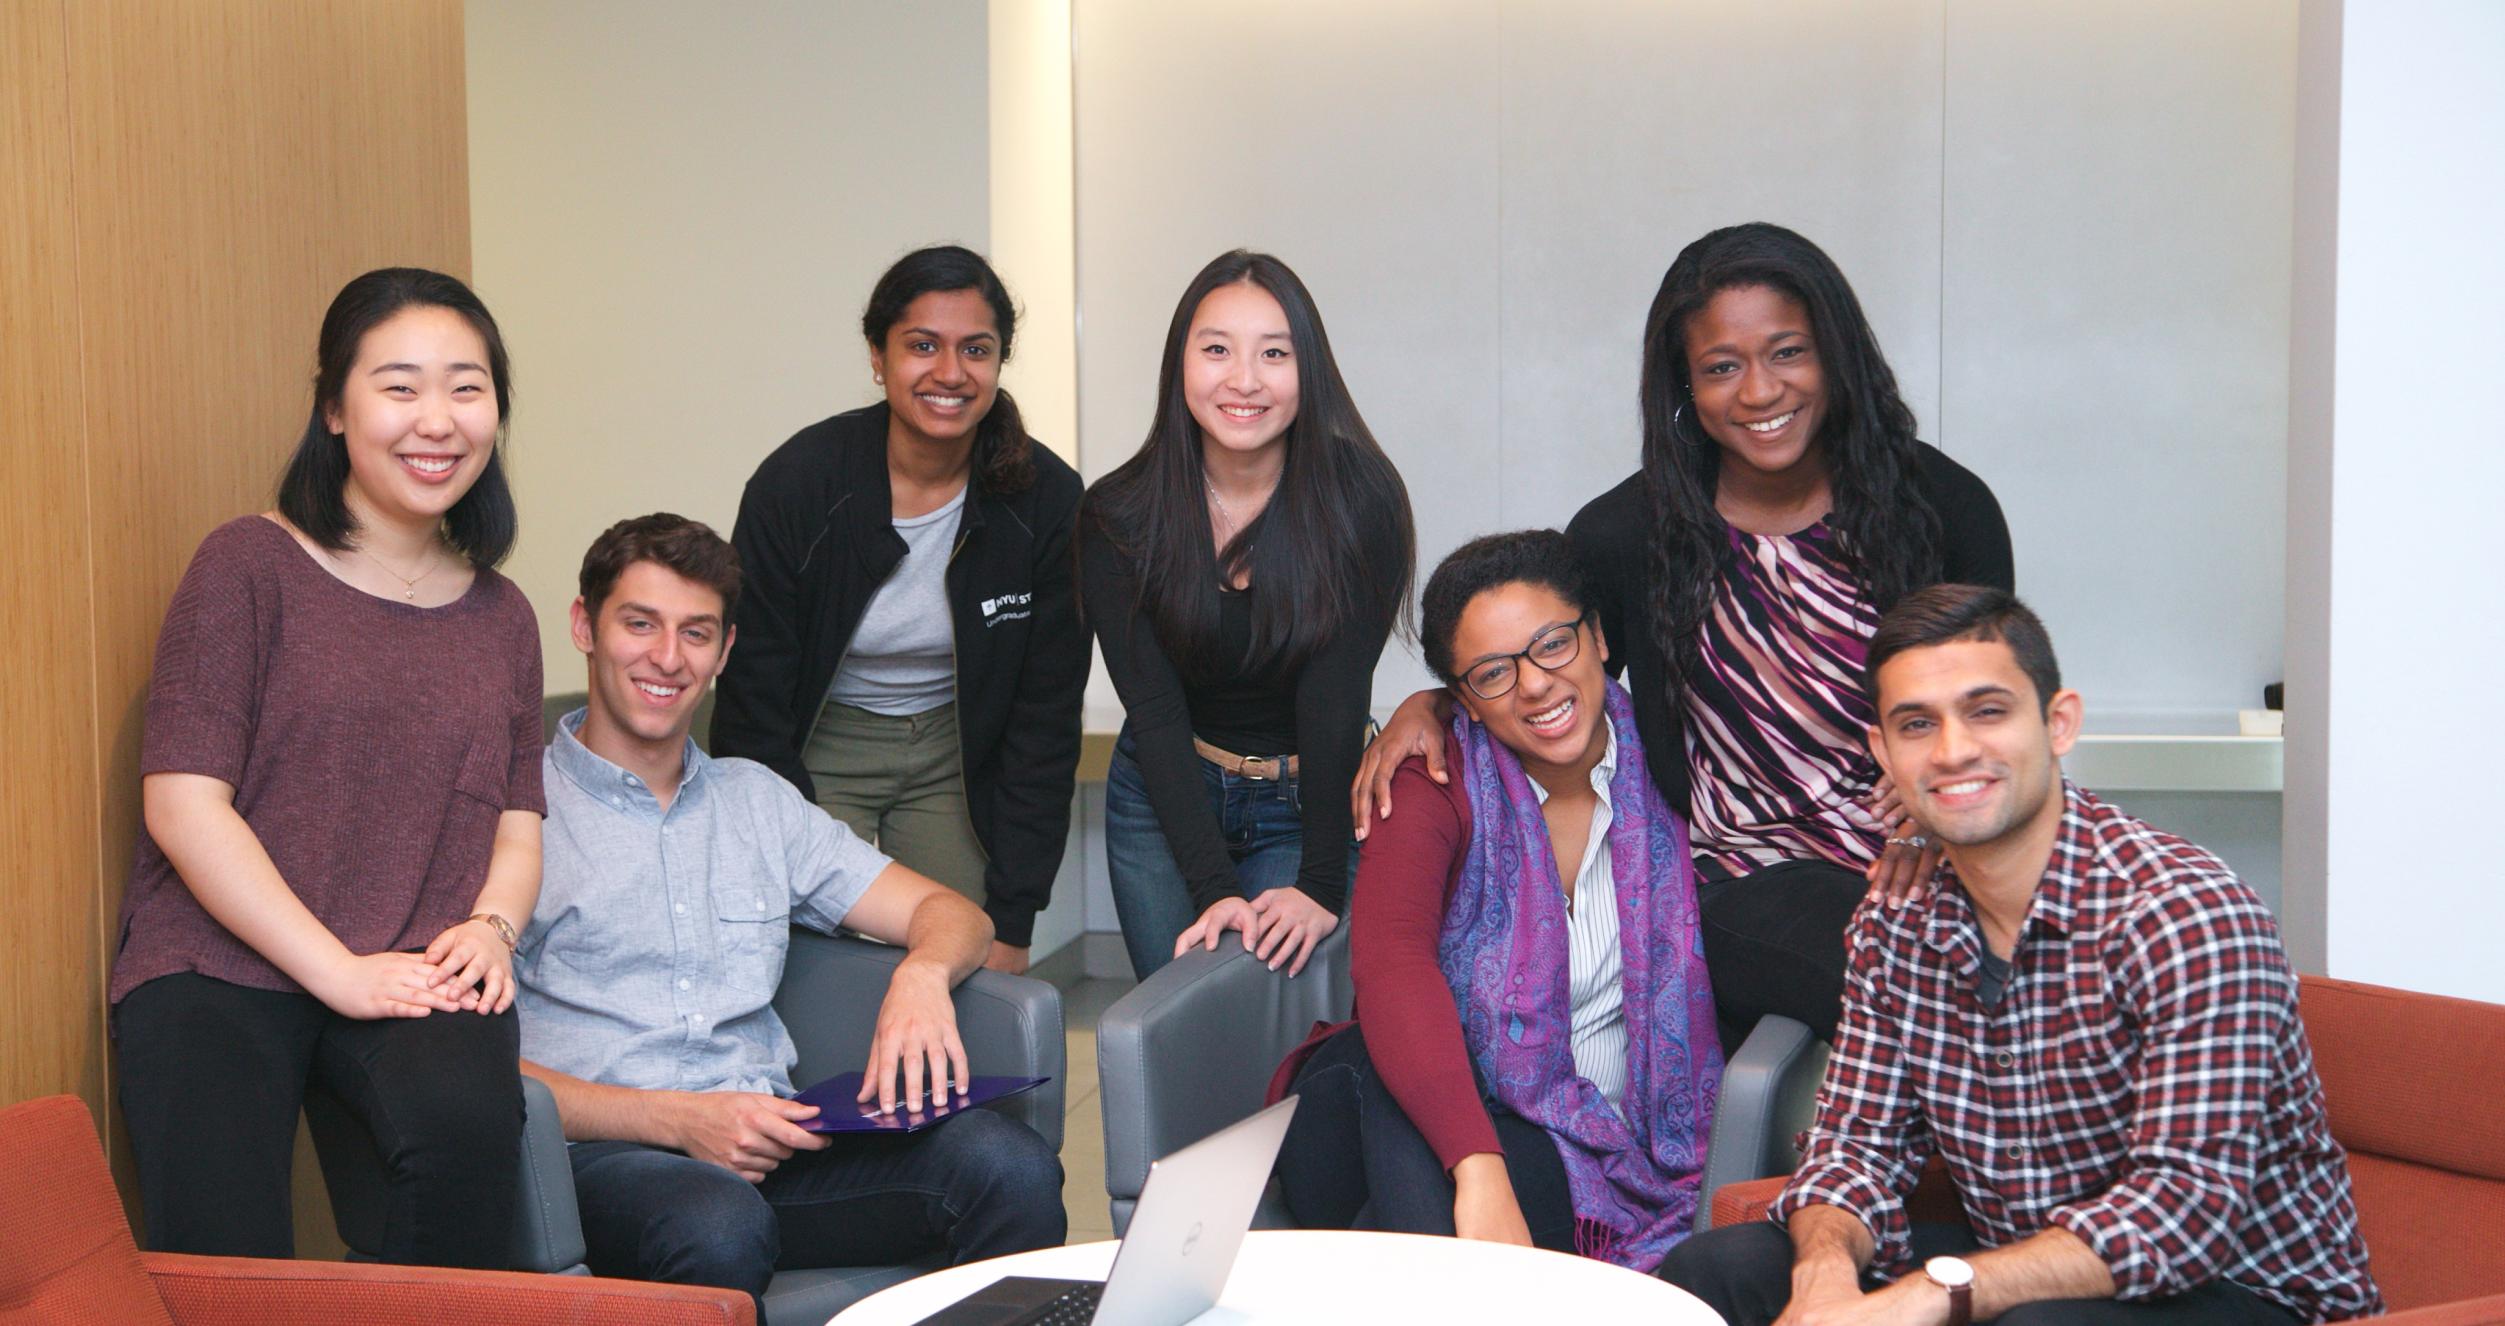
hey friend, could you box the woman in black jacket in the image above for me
[711,246,1087,973]
[1356,223,2012,1050]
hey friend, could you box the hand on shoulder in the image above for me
[1351,689,1453,836]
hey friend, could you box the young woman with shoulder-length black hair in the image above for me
[113,267,541,1265]
[711,245,1089,974]
[1356,224,2012,1052]
[275,267,520,566]
[1081,250,1416,980]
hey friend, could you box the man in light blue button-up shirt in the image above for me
[513,516,1063,1310]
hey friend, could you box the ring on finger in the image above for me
[1884,834,1929,849]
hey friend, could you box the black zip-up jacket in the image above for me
[711,404,1089,946]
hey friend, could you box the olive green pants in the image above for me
[802,700,989,909]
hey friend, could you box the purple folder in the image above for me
[789,1071,1050,1134]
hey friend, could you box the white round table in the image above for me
[829,1228,1723,1324]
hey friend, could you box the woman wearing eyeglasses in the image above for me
[1353,224,2011,1053]
[1272,530,1719,1271]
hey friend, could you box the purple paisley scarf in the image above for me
[1437,678,1722,1270]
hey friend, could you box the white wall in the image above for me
[459,4,2408,975]
[1072,0,2294,725]
[467,0,991,681]
[1070,0,2298,902]
[1942,2,2296,725]
[987,0,1091,963]
[988,0,1079,467]
[2285,0,2505,999]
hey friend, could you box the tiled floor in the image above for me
[1051,976,1135,1245]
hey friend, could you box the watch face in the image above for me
[1925,1255,1976,1288]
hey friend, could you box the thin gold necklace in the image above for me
[357,542,440,600]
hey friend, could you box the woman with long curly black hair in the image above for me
[1357,223,2011,1051]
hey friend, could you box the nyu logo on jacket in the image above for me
[979,591,1032,626]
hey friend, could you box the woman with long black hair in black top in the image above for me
[1356,223,2011,1051]
[1081,250,1416,981]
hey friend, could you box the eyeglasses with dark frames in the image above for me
[1462,615,1588,700]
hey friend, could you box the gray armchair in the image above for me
[1694,1014,1828,1228]
[309,928,1064,1326]
[1095,929,1823,1236]
[1097,931,1355,1234]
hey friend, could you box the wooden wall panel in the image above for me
[69,1,471,947]
[2,0,108,1128]
[0,0,468,1255]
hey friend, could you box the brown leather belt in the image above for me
[1192,737,1298,781]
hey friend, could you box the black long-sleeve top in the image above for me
[1077,515,1401,917]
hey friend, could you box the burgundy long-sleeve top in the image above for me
[1347,733,1510,1168]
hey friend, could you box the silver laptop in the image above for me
[918,1096,1298,1326]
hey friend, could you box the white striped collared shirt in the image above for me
[1529,726,1628,1111]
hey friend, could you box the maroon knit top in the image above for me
[1346,732,1503,1168]
[111,516,545,1004]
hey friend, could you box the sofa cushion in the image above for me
[2344,1152,2505,1312]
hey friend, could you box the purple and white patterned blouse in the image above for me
[1683,520,1891,878]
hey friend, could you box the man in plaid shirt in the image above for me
[1660,586,2378,1325]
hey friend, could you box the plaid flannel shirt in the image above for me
[1770,782,2380,1323]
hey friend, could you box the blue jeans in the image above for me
[566,1107,1064,1311]
[1105,725,1343,981]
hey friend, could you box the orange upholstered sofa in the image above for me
[0,1093,752,1326]
[1709,975,2505,1324]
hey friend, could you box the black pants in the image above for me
[1696,859,1868,1053]
[114,971,523,1266]
[1273,1024,1576,1250]
[1659,1220,2301,1326]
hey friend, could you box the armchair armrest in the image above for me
[1709,1159,1963,1232]
[775,929,1067,1152]
[143,1252,750,1325]
[2371,1293,2505,1324]
[514,1074,588,1274]
[1097,930,1352,1232]
[1709,1174,1789,1229]
[1697,1015,1828,1229]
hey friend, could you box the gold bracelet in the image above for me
[466,912,518,949]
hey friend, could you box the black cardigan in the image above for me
[1565,443,2013,817]
[710,405,1089,946]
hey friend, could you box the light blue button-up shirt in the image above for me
[517,709,891,1096]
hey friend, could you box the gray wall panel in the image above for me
[1941,0,2296,720]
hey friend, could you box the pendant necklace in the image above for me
[1204,469,1277,543]
[359,542,439,600]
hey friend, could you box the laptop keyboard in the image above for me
[1011,1282,1102,1325]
